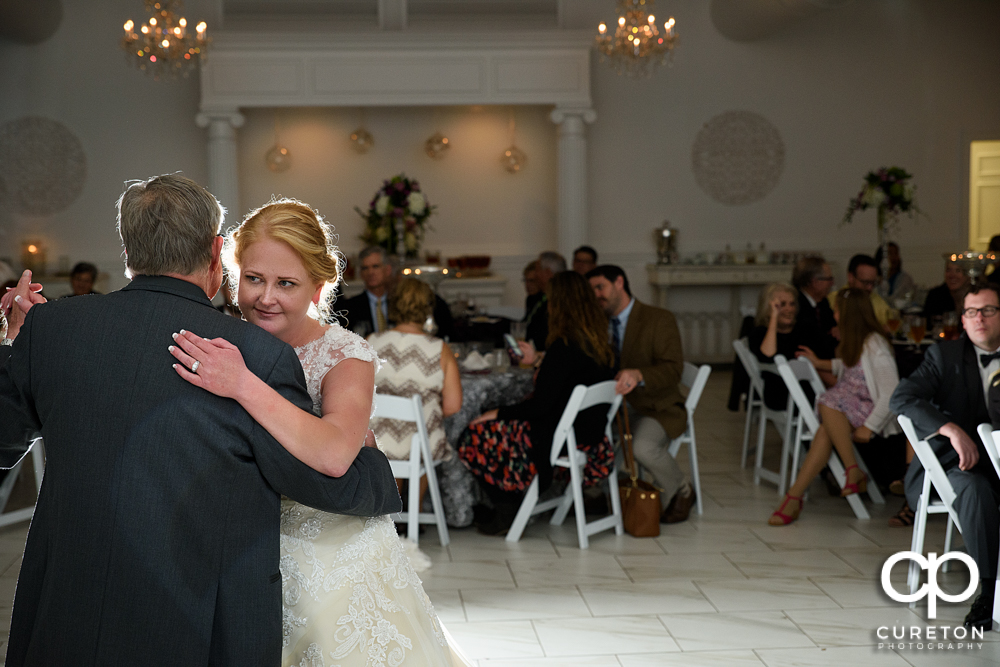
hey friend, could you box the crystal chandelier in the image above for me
[121,0,208,79]
[596,0,676,78]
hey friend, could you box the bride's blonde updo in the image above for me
[224,198,342,319]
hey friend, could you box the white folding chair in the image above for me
[506,380,624,549]
[0,435,44,529]
[374,394,450,547]
[732,338,792,490]
[898,415,960,601]
[775,355,885,518]
[976,422,1000,627]
[667,363,711,516]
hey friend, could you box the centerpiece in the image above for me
[356,174,434,259]
[842,166,921,288]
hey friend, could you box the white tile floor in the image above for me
[0,370,997,666]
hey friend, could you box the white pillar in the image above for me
[195,110,245,224]
[550,107,597,261]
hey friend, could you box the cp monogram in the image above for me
[881,551,979,618]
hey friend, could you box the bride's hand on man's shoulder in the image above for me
[169,330,252,400]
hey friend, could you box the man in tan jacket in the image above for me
[588,265,695,523]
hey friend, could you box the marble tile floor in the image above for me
[0,370,997,666]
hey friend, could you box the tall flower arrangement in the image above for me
[843,167,921,295]
[842,166,920,234]
[356,174,434,258]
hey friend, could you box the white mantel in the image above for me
[197,30,596,258]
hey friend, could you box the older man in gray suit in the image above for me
[0,174,400,666]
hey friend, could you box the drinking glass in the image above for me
[907,316,926,350]
[886,309,902,339]
[510,321,527,341]
[942,311,959,340]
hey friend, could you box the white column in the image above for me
[195,110,245,223]
[550,107,597,261]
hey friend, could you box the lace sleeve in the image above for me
[296,324,383,416]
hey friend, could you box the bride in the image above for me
[168,199,470,667]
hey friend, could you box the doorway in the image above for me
[969,140,1000,250]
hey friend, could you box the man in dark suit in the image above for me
[791,256,837,360]
[0,174,401,666]
[891,283,1000,631]
[338,246,453,339]
[588,265,693,523]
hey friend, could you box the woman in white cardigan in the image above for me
[769,287,900,525]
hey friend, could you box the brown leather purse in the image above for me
[616,404,661,537]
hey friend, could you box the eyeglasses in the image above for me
[856,279,878,288]
[815,276,834,282]
[962,306,1000,318]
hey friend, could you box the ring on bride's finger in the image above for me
[191,360,201,374]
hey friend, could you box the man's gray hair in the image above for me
[117,174,224,277]
[538,251,566,274]
[359,246,389,263]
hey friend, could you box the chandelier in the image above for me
[121,1,208,79]
[596,0,677,78]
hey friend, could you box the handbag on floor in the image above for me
[616,404,661,537]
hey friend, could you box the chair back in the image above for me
[976,423,1000,481]
[732,338,765,393]
[774,355,820,435]
[550,380,622,467]
[898,415,959,514]
[682,362,712,417]
[373,393,429,460]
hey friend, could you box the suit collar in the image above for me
[621,299,646,352]
[121,275,215,308]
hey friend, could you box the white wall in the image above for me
[2,0,998,306]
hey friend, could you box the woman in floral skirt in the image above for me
[458,271,616,535]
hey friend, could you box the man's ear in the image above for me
[209,235,225,273]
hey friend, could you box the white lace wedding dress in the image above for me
[280,324,471,667]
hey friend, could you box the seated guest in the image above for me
[524,251,566,351]
[522,259,544,323]
[828,254,891,327]
[339,246,394,336]
[459,271,615,535]
[572,245,598,275]
[874,242,916,301]
[988,235,1000,285]
[924,259,971,323]
[369,277,462,465]
[894,283,1000,631]
[770,287,900,525]
[749,283,804,410]
[588,264,694,523]
[68,262,100,296]
[791,256,838,360]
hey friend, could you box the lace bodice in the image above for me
[294,324,381,416]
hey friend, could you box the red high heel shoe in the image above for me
[840,464,868,497]
[768,494,803,526]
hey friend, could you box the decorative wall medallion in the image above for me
[0,117,86,215]
[691,110,784,206]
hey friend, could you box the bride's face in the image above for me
[237,236,322,342]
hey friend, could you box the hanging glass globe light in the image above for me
[500,145,527,174]
[350,127,374,153]
[265,144,291,172]
[424,132,450,160]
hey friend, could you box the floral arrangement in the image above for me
[356,174,434,257]
[842,166,919,228]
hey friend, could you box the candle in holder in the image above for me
[21,240,46,275]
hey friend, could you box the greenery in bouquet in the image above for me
[356,174,434,257]
[842,166,920,229]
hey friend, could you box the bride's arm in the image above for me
[169,331,372,478]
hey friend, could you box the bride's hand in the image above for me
[169,330,252,400]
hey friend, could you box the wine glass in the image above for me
[942,311,959,341]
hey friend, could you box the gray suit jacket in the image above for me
[0,276,401,666]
